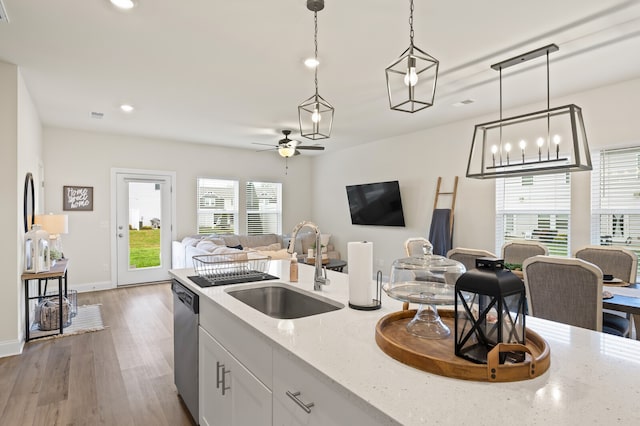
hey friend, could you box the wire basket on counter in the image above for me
[192,252,273,286]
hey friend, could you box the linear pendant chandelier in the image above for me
[298,0,334,140]
[385,0,439,113]
[466,44,592,179]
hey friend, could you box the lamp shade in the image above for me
[35,214,68,235]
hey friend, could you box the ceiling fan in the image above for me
[254,130,325,158]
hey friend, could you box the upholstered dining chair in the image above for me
[446,247,497,271]
[502,240,548,266]
[574,245,638,284]
[522,255,630,337]
[404,238,433,257]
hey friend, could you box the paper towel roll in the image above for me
[348,241,373,306]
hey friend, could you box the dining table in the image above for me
[603,282,640,339]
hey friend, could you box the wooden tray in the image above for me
[375,309,550,382]
[305,257,329,265]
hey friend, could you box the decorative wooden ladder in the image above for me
[432,176,459,241]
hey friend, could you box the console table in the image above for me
[22,258,69,342]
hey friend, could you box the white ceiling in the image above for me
[1,0,640,154]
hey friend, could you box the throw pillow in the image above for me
[182,236,202,247]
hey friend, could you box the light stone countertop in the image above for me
[170,260,640,425]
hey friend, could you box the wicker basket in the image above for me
[36,296,72,330]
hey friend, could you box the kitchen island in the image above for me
[170,260,640,425]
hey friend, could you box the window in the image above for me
[591,146,640,273]
[496,173,571,256]
[246,181,282,235]
[197,178,239,234]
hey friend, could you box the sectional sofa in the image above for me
[171,231,339,269]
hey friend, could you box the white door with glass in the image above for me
[115,172,173,286]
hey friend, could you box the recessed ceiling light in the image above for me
[304,58,319,68]
[120,104,135,113]
[110,0,136,10]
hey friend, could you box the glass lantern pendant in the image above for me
[454,258,527,365]
[385,0,439,113]
[298,0,334,140]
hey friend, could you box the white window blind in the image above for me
[591,146,640,274]
[496,173,571,257]
[246,181,282,236]
[197,178,239,235]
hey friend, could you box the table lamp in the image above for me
[35,213,69,258]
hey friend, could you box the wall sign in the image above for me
[63,186,93,211]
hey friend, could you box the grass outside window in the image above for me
[129,229,161,268]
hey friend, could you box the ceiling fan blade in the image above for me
[255,147,277,152]
[294,149,301,156]
[252,142,278,147]
[296,145,325,150]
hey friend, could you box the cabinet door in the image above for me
[200,326,272,426]
[228,353,272,425]
[273,349,395,426]
[199,327,232,426]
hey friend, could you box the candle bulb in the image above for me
[491,145,498,167]
[553,135,561,159]
[519,140,526,163]
[505,143,511,165]
[536,137,544,162]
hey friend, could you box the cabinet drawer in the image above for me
[200,296,272,389]
[273,348,398,426]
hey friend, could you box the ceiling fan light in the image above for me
[278,146,296,158]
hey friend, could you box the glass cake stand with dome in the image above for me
[384,253,466,339]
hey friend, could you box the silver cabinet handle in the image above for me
[216,361,223,389]
[216,361,230,395]
[286,391,314,413]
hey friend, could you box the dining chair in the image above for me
[404,238,433,257]
[502,240,548,266]
[574,245,638,284]
[446,247,497,271]
[523,255,630,337]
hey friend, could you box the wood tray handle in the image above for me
[487,343,534,382]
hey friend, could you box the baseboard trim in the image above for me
[0,338,24,358]
[72,281,115,293]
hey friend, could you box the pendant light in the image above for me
[298,0,334,140]
[466,44,592,179]
[385,0,439,113]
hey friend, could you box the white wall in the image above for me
[0,62,43,357]
[311,77,640,275]
[43,128,314,289]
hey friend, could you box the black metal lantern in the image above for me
[455,258,526,365]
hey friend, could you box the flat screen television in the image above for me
[346,180,406,227]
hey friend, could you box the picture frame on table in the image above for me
[63,185,93,211]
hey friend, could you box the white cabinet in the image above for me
[273,348,395,426]
[199,327,272,426]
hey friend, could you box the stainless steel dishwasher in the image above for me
[172,279,199,423]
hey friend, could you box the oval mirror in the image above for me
[24,172,35,233]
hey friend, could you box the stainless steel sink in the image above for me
[226,283,343,319]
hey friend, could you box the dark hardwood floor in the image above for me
[0,282,194,426]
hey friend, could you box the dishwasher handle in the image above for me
[172,280,199,313]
